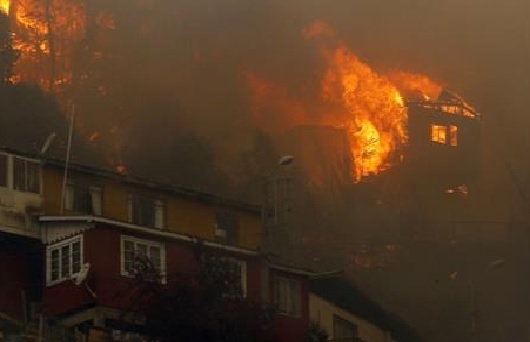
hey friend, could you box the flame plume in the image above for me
[320,45,408,181]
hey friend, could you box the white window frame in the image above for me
[0,152,42,194]
[46,235,83,286]
[127,194,165,229]
[275,276,301,317]
[64,181,103,216]
[120,235,167,284]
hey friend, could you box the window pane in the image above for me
[51,249,60,281]
[124,240,135,274]
[154,201,164,229]
[26,161,40,193]
[13,158,26,191]
[450,125,458,147]
[149,246,161,272]
[61,245,70,279]
[136,243,147,257]
[91,186,102,215]
[65,184,75,210]
[72,242,81,274]
[0,154,7,187]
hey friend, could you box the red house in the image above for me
[40,216,310,342]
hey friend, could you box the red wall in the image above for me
[269,269,310,342]
[43,224,262,316]
[0,235,42,321]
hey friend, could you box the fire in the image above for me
[388,70,443,100]
[244,21,447,183]
[309,22,409,182]
[0,0,9,14]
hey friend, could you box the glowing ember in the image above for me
[115,164,126,174]
[0,0,9,14]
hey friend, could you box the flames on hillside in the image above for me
[2,0,473,182]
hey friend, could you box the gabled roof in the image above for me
[310,272,426,342]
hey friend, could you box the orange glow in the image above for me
[387,71,443,100]
[88,131,101,143]
[243,20,453,183]
[115,164,126,174]
[0,0,9,14]
[319,45,407,181]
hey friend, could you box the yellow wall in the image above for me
[309,293,395,342]
[42,166,262,250]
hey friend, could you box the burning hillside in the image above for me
[2,0,477,186]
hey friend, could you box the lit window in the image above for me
[430,125,447,144]
[275,277,301,316]
[450,125,458,146]
[65,182,102,215]
[121,235,166,283]
[128,194,165,229]
[47,236,82,285]
[333,315,357,340]
[13,157,40,193]
[215,212,239,245]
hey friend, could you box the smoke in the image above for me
[5,1,530,341]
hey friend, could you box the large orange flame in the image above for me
[320,45,408,181]
[246,20,446,183]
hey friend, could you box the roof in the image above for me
[40,215,260,257]
[0,146,260,214]
[310,272,426,342]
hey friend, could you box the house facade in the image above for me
[0,148,310,342]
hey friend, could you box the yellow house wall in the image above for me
[42,166,261,249]
[309,293,394,342]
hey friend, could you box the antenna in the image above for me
[72,263,96,298]
[72,263,90,285]
[40,132,56,155]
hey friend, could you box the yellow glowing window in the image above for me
[430,125,447,144]
[450,125,458,146]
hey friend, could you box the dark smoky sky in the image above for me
[72,0,530,211]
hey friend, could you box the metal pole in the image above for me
[60,104,75,214]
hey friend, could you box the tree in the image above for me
[119,242,280,342]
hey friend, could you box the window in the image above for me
[12,157,41,193]
[450,125,458,146]
[0,154,7,187]
[65,183,102,215]
[215,212,239,245]
[128,194,165,229]
[275,277,301,316]
[430,125,447,144]
[121,236,166,283]
[47,236,82,285]
[333,315,357,341]
[202,256,247,298]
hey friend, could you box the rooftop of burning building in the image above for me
[405,88,481,120]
